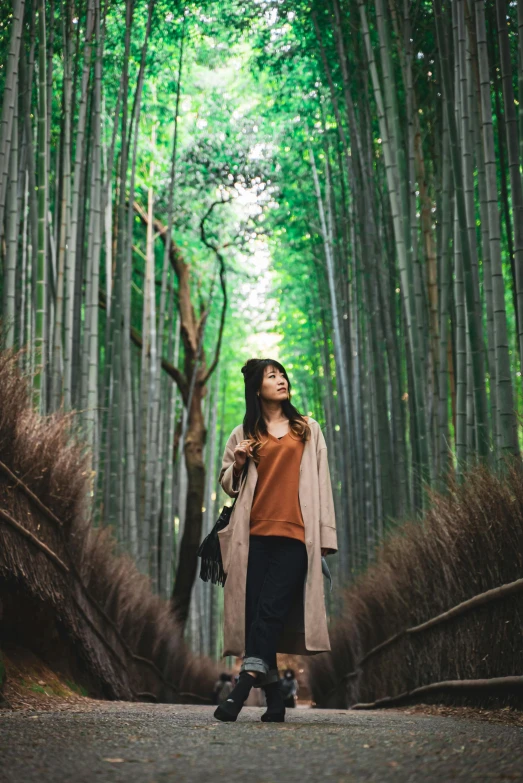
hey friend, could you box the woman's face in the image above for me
[259,365,289,402]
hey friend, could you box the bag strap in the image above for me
[230,460,248,507]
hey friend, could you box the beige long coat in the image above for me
[218,417,338,657]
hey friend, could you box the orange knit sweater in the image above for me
[249,430,305,543]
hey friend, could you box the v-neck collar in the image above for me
[267,430,289,443]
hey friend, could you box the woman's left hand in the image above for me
[321,548,330,557]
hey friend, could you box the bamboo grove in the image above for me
[249,0,523,582]
[1,0,522,656]
[0,0,267,655]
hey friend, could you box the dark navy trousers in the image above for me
[243,535,308,679]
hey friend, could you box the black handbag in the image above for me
[197,463,247,586]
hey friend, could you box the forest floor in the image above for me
[0,700,522,783]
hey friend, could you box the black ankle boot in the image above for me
[214,671,257,722]
[261,680,285,722]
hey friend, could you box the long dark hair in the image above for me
[241,358,310,463]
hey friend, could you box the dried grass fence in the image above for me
[0,351,219,703]
[308,467,523,710]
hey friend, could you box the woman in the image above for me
[214,358,338,723]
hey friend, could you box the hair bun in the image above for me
[241,359,262,377]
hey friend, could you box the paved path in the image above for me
[0,703,521,782]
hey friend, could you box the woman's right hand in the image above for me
[233,440,252,472]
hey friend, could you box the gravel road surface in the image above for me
[0,702,521,783]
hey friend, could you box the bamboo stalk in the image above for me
[437,118,452,480]
[475,0,518,457]
[118,0,155,559]
[0,0,26,237]
[18,15,39,378]
[144,121,159,585]
[34,0,48,412]
[4,102,19,349]
[63,1,95,409]
[434,0,490,459]
[497,0,523,384]
[104,0,134,538]
[95,0,131,536]
[19,170,29,360]
[467,13,497,450]
[359,0,430,489]
[153,17,185,590]
[308,138,353,578]
[50,0,72,409]
[160,310,180,599]
[84,0,103,459]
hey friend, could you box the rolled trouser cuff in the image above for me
[241,656,269,686]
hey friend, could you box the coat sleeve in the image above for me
[316,426,338,553]
[218,426,242,498]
